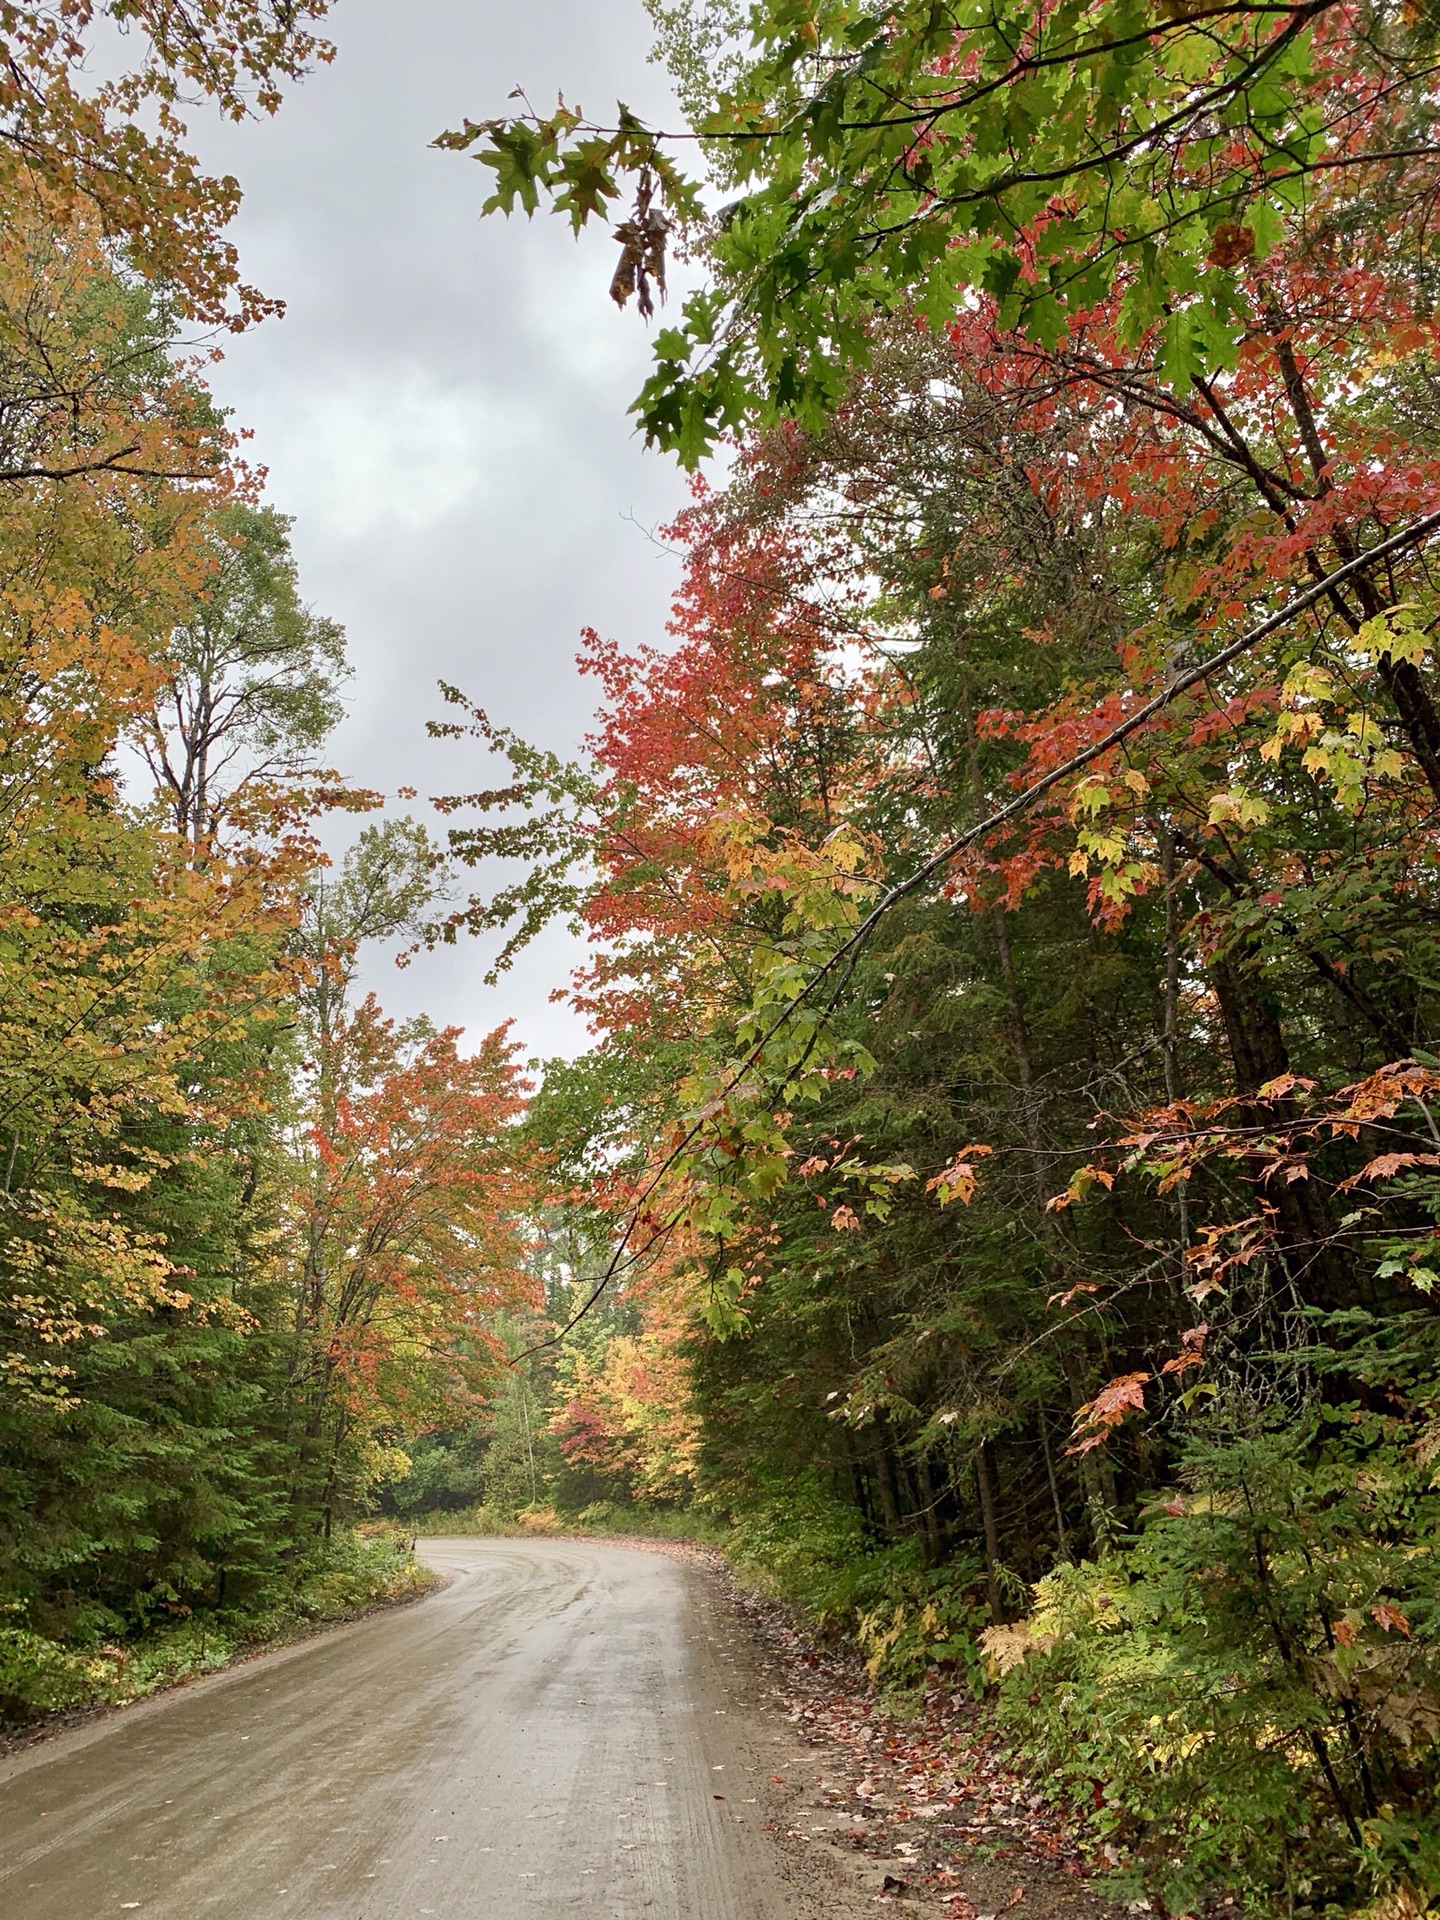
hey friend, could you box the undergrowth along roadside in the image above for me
[409,1499,728,1545]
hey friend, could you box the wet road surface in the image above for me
[0,1538,834,1919]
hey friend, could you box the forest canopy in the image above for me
[3,6,1440,1918]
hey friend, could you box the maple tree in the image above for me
[548,1266,702,1507]
[0,202,266,1403]
[0,1,335,329]
[456,1,1436,455]
[281,996,537,1529]
[279,827,538,1532]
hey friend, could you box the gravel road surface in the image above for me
[0,1539,870,1920]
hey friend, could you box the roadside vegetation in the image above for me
[0,1525,430,1730]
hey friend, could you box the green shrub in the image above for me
[570,1499,726,1543]
[293,1524,431,1618]
[995,1411,1440,1916]
[410,1504,521,1536]
[108,1621,236,1696]
[0,1526,433,1728]
[0,1623,106,1717]
[0,1616,240,1722]
[725,1479,986,1694]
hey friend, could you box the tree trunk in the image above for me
[976,1441,1007,1622]
[1209,949,1355,1308]
[1038,1415,1073,1564]
[1160,825,1191,1294]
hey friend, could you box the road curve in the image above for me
[0,1538,839,1919]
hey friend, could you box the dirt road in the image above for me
[0,1538,877,1919]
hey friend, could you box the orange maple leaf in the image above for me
[1338,1152,1440,1191]
[1069,1371,1150,1452]
[925,1144,993,1207]
[1371,1601,1412,1637]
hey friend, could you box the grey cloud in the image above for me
[189,0,692,1058]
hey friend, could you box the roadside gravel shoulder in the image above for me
[632,1534,1121,1920]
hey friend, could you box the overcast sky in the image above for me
[190,0,694,1062]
